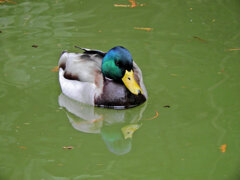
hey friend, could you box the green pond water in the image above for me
[0,0,240,179]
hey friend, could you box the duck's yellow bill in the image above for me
[122,70,143,95]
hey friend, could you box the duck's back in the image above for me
[59,52,103,83]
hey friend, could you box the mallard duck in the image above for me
[58,46,147,109]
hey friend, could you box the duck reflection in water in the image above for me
[58,93,147,155]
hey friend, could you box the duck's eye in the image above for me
[115,61,119,66]
[128,77,131,80]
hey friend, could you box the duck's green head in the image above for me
[102,46,143,95]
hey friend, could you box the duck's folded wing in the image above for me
[59,52,102,83]
[59,68,97,105]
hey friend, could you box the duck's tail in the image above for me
[74,46,106,57]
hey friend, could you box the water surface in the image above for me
[0,0,240,179]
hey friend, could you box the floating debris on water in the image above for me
[129,0,136,8]
[51,66,59,72]
[193,36,207,43]
[63,146,73,149]
[146,111,159,120]
[92,116,104,123]
[32,45,38,48]
[0,0,17,4]
[220,144,227,153]
[57,163,64,166]
[114,4,130,7]
[224,48,240,51]
[18,146,27,150]
[114,0,145,8]
[134,27,153,32]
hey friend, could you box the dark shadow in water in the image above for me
[58,93,147,155]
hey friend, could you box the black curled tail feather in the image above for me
[74,46,106,57]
